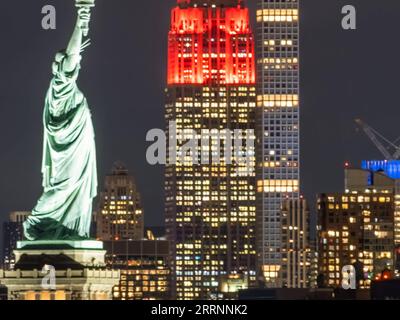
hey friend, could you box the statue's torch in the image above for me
[75,0,95,37]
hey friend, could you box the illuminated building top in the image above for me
[362,160,400,180]
[177,0,242,9]
[168,0,255,85]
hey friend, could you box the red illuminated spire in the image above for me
[177,0,243,8]
[168,0,255,85]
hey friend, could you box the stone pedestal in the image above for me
[0,241,120,300]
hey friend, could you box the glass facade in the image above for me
[165,0,257,300]
[256,0,300,286]
[281,198,312,288]
[317,192,395,288]
[104,240,171,300]
[2,212,29,270]
[97,162,144,241]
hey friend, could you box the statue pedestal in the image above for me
[0,241,120,300]
[15,240,106,267]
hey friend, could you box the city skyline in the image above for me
[2,0,400,265]
[2,0,400,303]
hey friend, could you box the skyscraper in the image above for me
[281,198,312,288]
[2,211,29,270]
[317,166,397,288]
[97,162,144,241]
[165,0,257,299]
[256,0,300,286]
[104,239,171,300]
[361,160,400,246]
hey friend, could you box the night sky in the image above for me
[1,0,400,245]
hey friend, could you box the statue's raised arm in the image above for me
[23,1,98,242]
[63,7,92,73]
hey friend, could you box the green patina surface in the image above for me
[23,3,97,242]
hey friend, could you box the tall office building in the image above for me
[361,160,400,246]
[104,239,171,300]
[317,166,396,288]
[256,0,300,286]
[2,212,30,270]
[281,198,312,288]
[165,0,257,299]
[97,162,144,241]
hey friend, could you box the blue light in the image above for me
[362,160,400,179]
[367,172,373,186]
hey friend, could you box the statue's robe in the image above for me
[24,56,97,240]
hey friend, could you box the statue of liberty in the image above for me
[24,3,97,241]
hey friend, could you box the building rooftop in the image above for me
[103,240,169,256]
[362,160,400,180]
[177,0,241,9]
[111,161,129,176]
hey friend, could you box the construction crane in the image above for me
[355,118,400,160]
